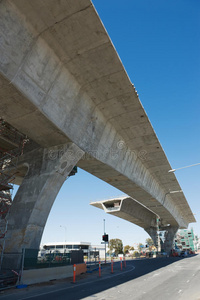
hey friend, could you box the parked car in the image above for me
[180,250,188,257]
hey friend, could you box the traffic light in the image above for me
[102,234,109,242]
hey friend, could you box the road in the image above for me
[1,255,200,300]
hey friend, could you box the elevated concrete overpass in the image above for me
[0,0,195,268]
[91,197,158,231]
[91,196,179,253]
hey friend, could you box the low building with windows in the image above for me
[41,242,91,255]
[39,242,106,260]
[90,245,106,260]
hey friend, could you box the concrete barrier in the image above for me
[22,263,87,285]
[22,265,71,285]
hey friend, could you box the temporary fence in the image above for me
[24,248,83,269]
[26,249,70,269]
[0,248,84,289]
[0,251,23,289]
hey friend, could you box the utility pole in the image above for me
[157,218,161,253]
[60,225,67,253]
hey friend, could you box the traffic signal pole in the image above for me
[104,219,106,264]
[102,220,109,264]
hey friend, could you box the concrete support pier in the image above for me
[145,227,158,248]
[1,143,84,271]
[145,226,178,254]
[163,226,179,254]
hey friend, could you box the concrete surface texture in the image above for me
[22,264,74,285]
[2,143,84,270]
[0,0,195,263]
[21,262,86,285]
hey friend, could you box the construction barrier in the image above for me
[124,256,126,268]
[73,264,76,283]
[99,261,101,277]
[75,263,87,275]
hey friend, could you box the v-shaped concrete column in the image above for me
[1,143,84,271]
[145,225,178,254]
[162,226,178,254]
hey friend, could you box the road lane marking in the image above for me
[152,273,160,277]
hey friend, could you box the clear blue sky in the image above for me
[16,0,200,247]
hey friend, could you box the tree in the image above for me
[145,238,154,251]
[138,243,144,252]
[133,251,140,258]
[124,245,131,254]
[130,246,134,251]
[109,239,123,256]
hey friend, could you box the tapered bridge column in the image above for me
[145,225,178,254]
[162,226,178,254]
[2,143,84,271]
[145,227,157,247]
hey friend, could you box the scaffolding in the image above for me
[0,119,78,255]
[0,119,29,252]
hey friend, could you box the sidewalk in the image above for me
[0,261,132,299]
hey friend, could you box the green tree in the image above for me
[133,251,139,258]
[109,239,123,256]
[124,245,131,254]
[138,243,144,252]
[145,238,154,250]
[130,246,134,251]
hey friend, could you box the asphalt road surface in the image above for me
[1,254,200,300]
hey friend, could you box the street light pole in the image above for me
[168,163,200,173]
[60,225,67,252]
[156,217,161,253]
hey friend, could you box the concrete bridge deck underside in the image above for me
[0,0,195,263]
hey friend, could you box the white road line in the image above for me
[152,273,160,277]
[12,265,136,300]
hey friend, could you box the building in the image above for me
[41,242,90,255]
[198,238,200,251]
[174,228,198,252]
[90,245,106,260]
[40,242,106,260]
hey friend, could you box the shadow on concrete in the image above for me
[63,256,196,300]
